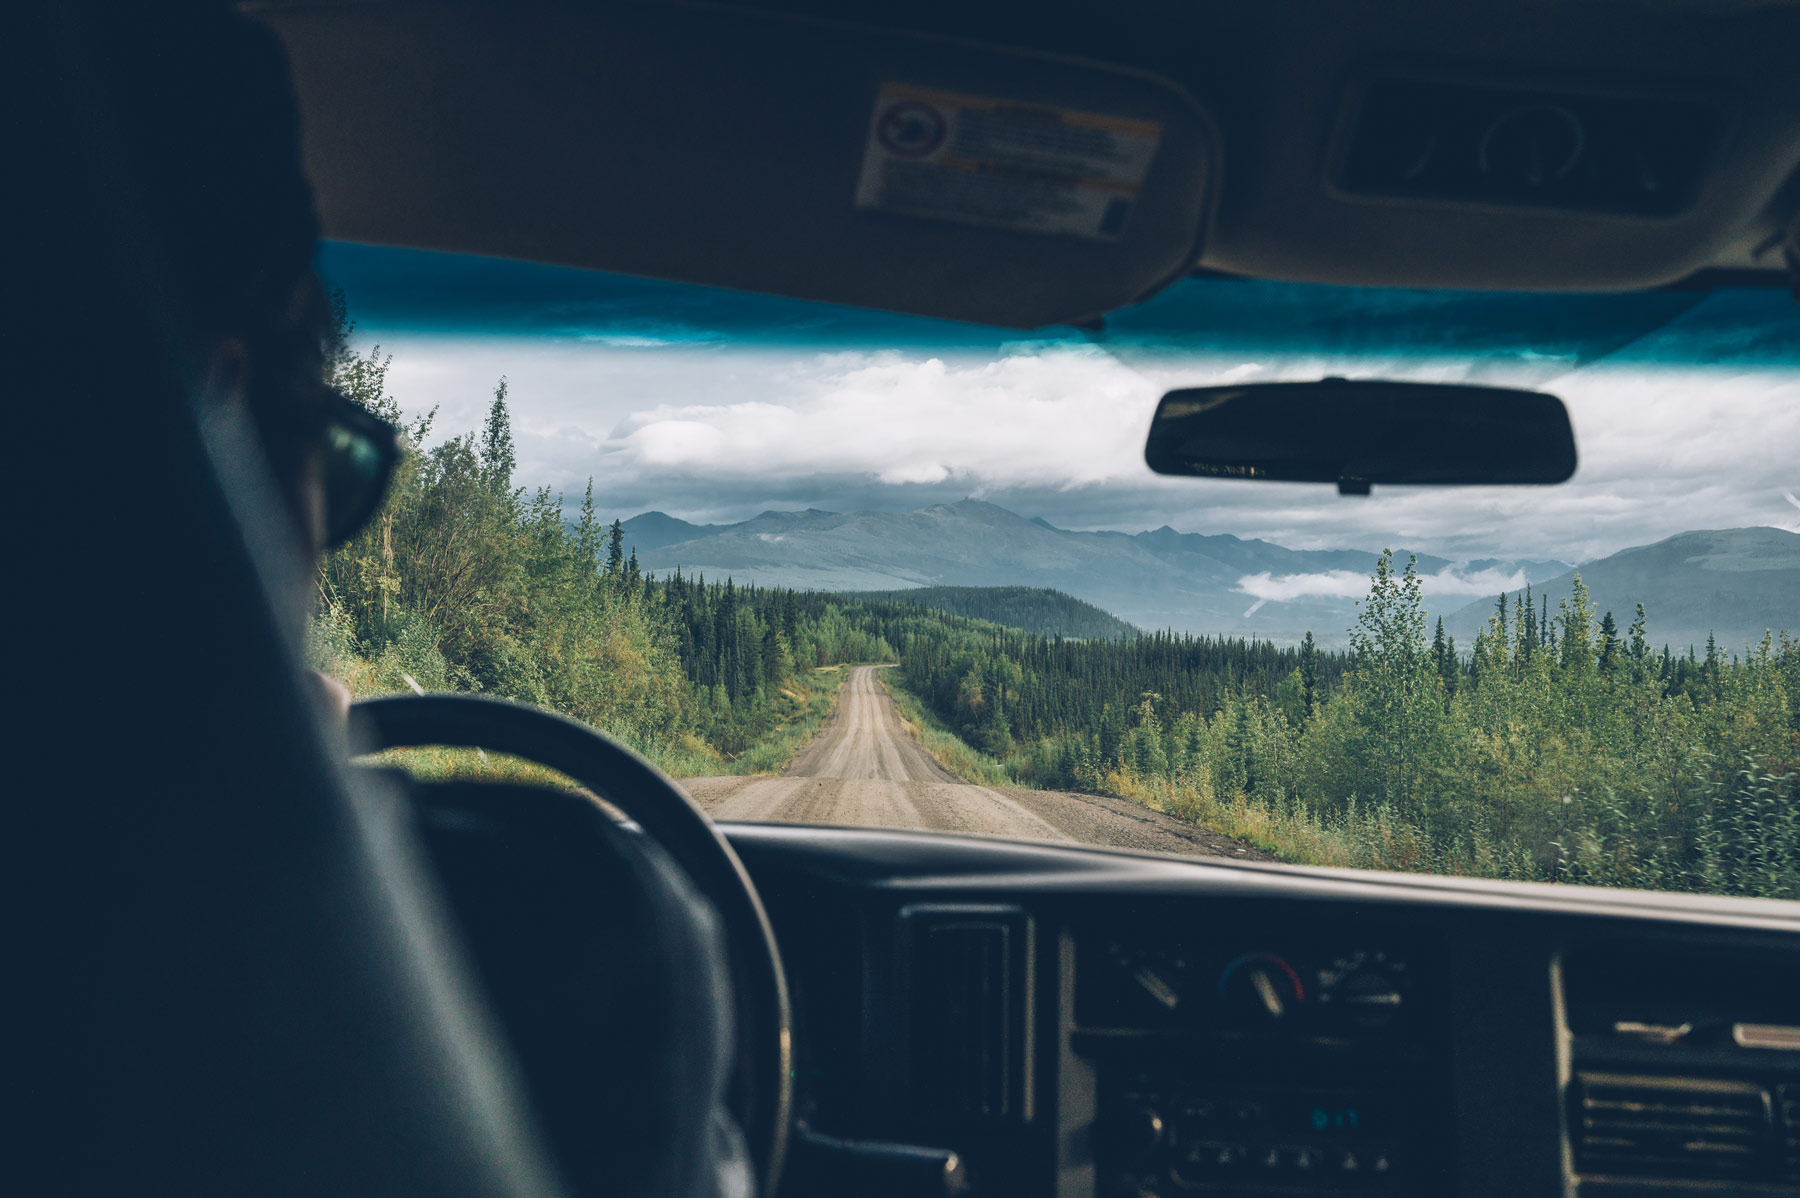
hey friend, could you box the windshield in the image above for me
[317,241,1800,901]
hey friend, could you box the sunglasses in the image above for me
[304,387,401,547]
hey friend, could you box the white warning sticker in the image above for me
[855,83,1164,241]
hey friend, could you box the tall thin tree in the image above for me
[480,376,516,492]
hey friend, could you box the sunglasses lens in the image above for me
[321,418,396,545]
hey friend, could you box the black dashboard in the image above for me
[728,824,1800,1198]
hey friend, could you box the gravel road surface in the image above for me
[680,666,1270,860]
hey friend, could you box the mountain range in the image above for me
[1441,526,1800,654]
[623,499,1798,650]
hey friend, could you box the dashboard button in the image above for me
[1176,1099,1218,1133]
[1228,1099,1265,1125]
[1180,1141,1243,1170]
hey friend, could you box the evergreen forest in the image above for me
[844,586,1139,639]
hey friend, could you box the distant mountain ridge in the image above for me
[617,510,730,553]
[1443,527,1800,653]
[623,501,1795,648]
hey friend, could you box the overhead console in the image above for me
[1338,79,1724,219]
[1203,54,1792,292]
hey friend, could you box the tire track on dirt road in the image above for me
[679,666,1273,860]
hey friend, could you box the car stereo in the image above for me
[1075,930,1451,1196]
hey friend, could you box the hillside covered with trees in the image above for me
[842,585,1139,639]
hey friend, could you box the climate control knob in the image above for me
[1339,969,1404,1028]
[1217,953,1305,1024]
[1099,1099,1166,1164]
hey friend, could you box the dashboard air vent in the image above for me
[1573,1072,1772,1180]
[908,907,1032,1124]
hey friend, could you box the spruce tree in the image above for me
[1597,610,1619,672]
[605,519,626,578]
[1299,630,1319,717]
[1521,586,1536,662]
[575,479,600,570]
[782,590,800,644]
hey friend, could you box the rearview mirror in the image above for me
[1143,378,1577,495]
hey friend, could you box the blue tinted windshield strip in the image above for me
[320,240,1800,367]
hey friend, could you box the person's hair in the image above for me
[106,4,330,419]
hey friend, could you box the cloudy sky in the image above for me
[319,242,1800,566]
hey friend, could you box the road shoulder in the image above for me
[991,785,1278,860]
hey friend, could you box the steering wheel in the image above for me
[350,693,792,1196]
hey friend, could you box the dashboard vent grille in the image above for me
[1574,1072,1772,1180]
[910,910,1029,1123]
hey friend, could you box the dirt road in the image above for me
[680,666,1269,859]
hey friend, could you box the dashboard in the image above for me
[728,824,1800,1198]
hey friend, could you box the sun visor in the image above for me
[262,1,1220,328]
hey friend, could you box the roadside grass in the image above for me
[877,669,1014,788]
[706,665,849,777]
[880,670,1378,868]
[1097,770,1363,868]
[358,746,585,790]
[1062,768,1563,880]
[349,665,850,786]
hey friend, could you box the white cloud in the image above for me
[879,461,952,485]
[1236,570,1371,602]
[1235,566,1531,604]
[597,346,1162,490]
[626,418,730,464]
[1422,567,1533,597]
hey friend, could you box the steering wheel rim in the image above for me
[350,693,792,1196]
